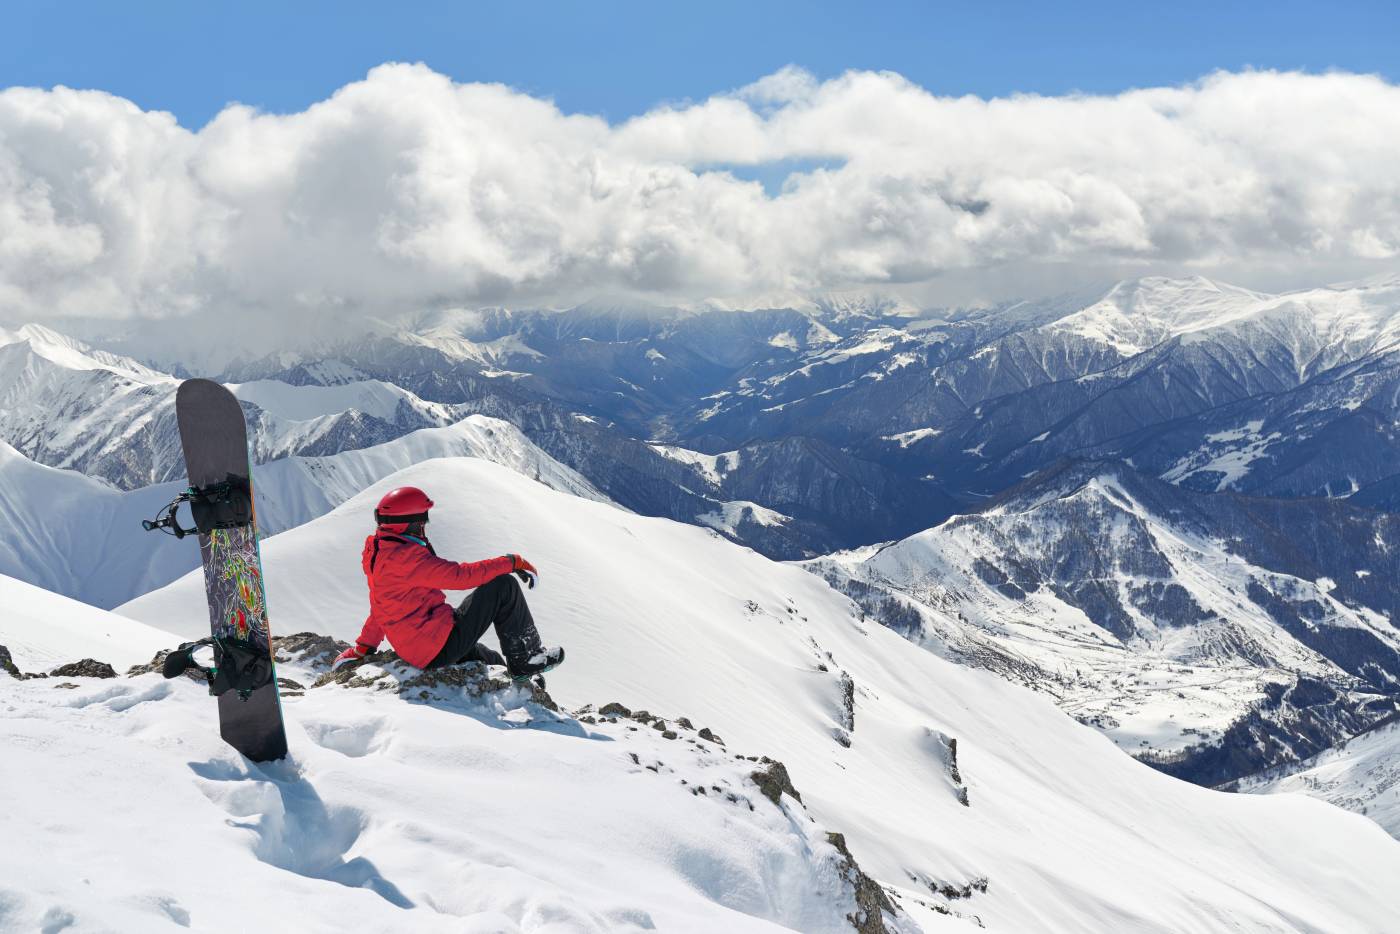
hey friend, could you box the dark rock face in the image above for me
[826,831,897,934]
[0,644,19,679]
[749,757,803,807]
[50,659,117,679]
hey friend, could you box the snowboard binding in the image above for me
[508,646,565,683]
[162,636,273,701]
[142,475,253,539]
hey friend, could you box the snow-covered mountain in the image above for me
[0,417,602,608]
[75,455,1400,930]
[1234,714,1400,840]
[646,275,1400,510]
[810,460,1400,784]
[46,273,1397,562]
[0,324,473,490]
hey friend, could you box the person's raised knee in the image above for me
[486,572,521,596]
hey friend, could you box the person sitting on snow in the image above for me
[331,486,564,680]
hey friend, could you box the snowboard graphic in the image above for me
[171,379,287,761]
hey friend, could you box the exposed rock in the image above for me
[749,757,802,807]
[929,730,971,807]
[698,727,725,746]
[50,659,117,679]
[826,831,896,934]
[599,702,632,718]
[52,682,80,690]
[126,649,207,683]
[274,632,350,670]
[0,644,20,679]
[833,670,856,746]
[312,650,558,711]
[927,876,989,900]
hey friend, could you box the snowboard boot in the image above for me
[508,646,566,682]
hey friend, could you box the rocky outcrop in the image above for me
[312,650,559,712]
[274,632,350,669]
[0,644,20,679]
[749,757,802,807]
[50,659,117,679]
[826,831,897,934]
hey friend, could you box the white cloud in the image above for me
[2,63,1399,332]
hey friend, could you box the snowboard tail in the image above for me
[171,379,288,762]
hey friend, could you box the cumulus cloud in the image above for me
[2,63,1399,332]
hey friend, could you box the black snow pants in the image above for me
[427,573,543,670]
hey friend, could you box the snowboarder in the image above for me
[331,486,565,680]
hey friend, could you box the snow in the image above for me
[1240,719,1400,841]
[231,379,455,424]
[1041,278,1275,356]
[0,440,200,610]
[815,470,1398,759]
[0,323,171,384]
[647,444,740,486]
[0,575,170,670]
[250,416,611,537]
[102,456,1400,931]
[1162,423,1282,491]
[1,638,885,932]
[0,417,603,609]
[881,428,941,448]
[696,500,790,534]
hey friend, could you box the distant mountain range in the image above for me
[6,271,1400,803]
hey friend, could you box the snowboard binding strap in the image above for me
[162,636,273,701]
[142,475,253,538]
[142,490,198,539]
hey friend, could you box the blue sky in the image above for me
[6,0,1398,128]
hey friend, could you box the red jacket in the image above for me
[353,531,515,668]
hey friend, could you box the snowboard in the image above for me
[172,379,287,761]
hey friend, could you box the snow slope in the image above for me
[1,595,902,932]
[1238,716,1400,840]
[249,415,610,537]
[118,457,1400,931]
[0,574,170,671]
[0,417,604,609]
[0,441,197,610]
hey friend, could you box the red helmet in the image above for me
[375,486,433,524]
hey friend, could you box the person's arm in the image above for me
[333,615,383,670]
[411,551,517,591]
[354,614,384,651]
